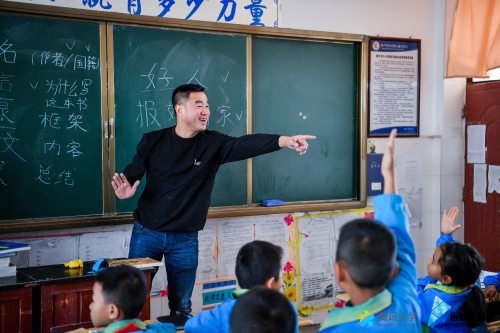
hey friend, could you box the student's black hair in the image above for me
[172,83,205,109]
[438,242,486,328]
[230,286,296,333]
[235,240,283,289]
[94,265,148,320]
[336,218,396,290]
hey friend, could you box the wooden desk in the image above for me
[0,271,37,333]
[0,262,155,333]
[70,315,314,333]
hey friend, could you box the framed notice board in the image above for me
[0,2,369,233]
[368,37,421,137]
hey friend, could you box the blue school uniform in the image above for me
[418,234,471,333]
[101,318,176,333]
[319,194,421,332]
[184,289,299,333]
[484,273,500,290]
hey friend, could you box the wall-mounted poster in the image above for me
[368,37,421,137]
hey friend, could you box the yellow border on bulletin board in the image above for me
[295,207,375,314]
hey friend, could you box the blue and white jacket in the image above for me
[184,289,299,333]
[418,234,472,333]
[319,194,421,332]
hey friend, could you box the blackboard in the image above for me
[112,25,248,213]
[251,37,359,203]
[0,14,103,220]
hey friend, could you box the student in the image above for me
[90,265,176,333]
[184,240,299,333]
[417,207,487,332]
[229,286,297,333]
[320,129,421,332]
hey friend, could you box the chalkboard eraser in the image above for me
[262,199,284,206]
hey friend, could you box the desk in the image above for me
[69,315,314,333]
[0,271,37,333]
[0,262,154,333]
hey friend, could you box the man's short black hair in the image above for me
[95,265,148,319]
[235,240,283,289]
[172,84,205,108]
[230,286,296,333]
[336,218,396,290]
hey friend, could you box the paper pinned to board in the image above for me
[217,217,255,279]
[78,231,131,261]
[488,165,500,194]
[299,216,333,275]
[473,164,487,203]
[333,213,359,240]
[196,219,218,282]
[300,271,336,308]
[29,237,79,266]
[402,153,422,190]
[468,125,486,164]
[255,214,290,267]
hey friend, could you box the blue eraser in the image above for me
[262,199,284,206]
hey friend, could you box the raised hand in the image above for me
[111,173,140,200]
[381,128,397,194]
[440,206,461,235]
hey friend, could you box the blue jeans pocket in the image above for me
[183,231,198,241]
[133,221,148,234]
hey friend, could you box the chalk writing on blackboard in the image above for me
[1,132,25,161]
[0,40,16,63]
[136,100,161,128]
[0,161,6,186]
[67,141,83,157]
[36,165,75,186]
[0,73,13,92]
[140,63,174,92]
[187,68,207,89]
[166,102,175,122]
[32,51,99,70]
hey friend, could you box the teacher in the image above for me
[111,84,315,315]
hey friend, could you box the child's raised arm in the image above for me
[436,207,460,247]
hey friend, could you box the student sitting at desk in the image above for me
[417,207,487,332]
[229,286,297,333]
[184,240,299,333]
[90,265,175,333]
[319,129,421,332]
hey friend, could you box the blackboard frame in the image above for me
[0,2,369,233]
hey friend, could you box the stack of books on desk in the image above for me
[0,241,31,277]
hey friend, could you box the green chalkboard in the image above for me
[251,37,359,203]
[0,14,103,220]
[113,25,248,213]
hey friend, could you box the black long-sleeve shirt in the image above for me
[123,126,281,232]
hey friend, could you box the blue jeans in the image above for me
[128,222,199,314]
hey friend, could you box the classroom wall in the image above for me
[2,0,461,324]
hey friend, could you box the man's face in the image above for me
[89,282,112,328]
[177,91,210,134]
